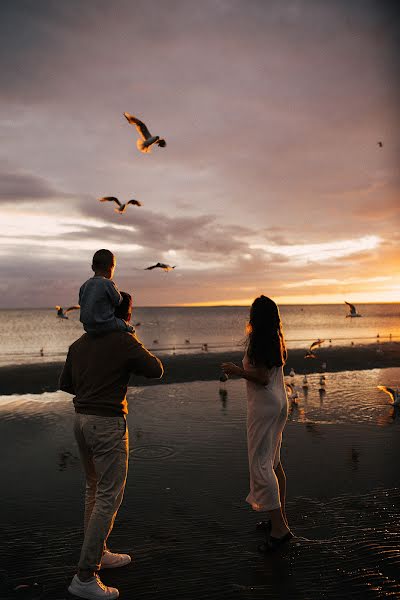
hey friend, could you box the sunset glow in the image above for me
[0,1,398,307]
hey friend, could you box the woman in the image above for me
[221,295,292,550]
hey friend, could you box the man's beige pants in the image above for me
[73,413,129,573]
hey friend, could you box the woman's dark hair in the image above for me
[115,291,132,321]
[246,295,287,368]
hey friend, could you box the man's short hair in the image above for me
[115,292,132,321]
[92,249,115,271]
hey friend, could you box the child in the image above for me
[79,249,134,335]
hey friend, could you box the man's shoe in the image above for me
[100,550,132,570]
[68,574,119,599]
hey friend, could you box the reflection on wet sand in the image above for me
[0,371,399,599]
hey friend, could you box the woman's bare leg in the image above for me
[274,462,289,527]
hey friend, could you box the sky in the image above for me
[1,0,399,307]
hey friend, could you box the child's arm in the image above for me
[106,279,123,306]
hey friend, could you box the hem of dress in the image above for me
[246,498,281,512]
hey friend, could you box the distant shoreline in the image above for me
[0,342,398,396]
[0,302,399,309]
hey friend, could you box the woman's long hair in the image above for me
[246,295,287,368]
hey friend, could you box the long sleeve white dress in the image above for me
[243,353,288,511]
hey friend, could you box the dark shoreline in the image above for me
[0,342,398,396]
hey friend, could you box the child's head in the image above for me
[92,249,116,279]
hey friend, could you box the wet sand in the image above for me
[0,342,399,396]
[0,379,399,599]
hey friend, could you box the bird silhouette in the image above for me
[123,112,166,153]
[55,305,80,319]
[304,339,325,358]
[345,301,362,318]
[377,386,400,406]
[98,196,142,213]
[377,141,383,147]
[145,262,175,272]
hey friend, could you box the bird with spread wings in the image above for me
[377,386,400,406]
[144,263,175,272]
[123,112,167,153]
[304,339,325,359]
[345,301,362,318]
[98,196,142,213]
[56,305,80,319]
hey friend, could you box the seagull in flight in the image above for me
[56,305,80,319]
[123,112,167,153]
[304,339,325,358]
[98,196,142,213]
[145,263,175,272]
[345,301,362,318]
[377,386,400,406]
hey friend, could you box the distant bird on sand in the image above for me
[289,368,295,378]
[123,112,166,153]
[302,375,309,388]
[377,141,383,147]
[345,301,362,318]
[145,262,175,272]
[56,305,80,319]
[98,196,142,213]
[377,386,400,406]
[319,375,326,388]
[304,339,325,358]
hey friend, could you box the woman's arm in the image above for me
[221,362,269,386]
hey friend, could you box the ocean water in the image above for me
[0,303,398,367]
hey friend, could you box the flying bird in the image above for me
[98,196,142,213]
[145,263,175,272]
[377,386,400,406]
[56,305,80,319]
[304,339,325,359]
[345,301,362,318]
[123,112,167,153]
[377,141,383,147]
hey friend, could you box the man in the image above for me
[60,292,163,600]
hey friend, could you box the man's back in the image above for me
[60,331,163,416]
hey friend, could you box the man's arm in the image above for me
[59,350,75,394]
[125,335,164,379]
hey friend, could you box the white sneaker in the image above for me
[68,574,119,599]
[101,550,132,570]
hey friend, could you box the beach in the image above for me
[0,342,399,396]
[0,374,399,599]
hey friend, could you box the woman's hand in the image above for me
[221,362,243,377]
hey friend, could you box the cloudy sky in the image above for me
[1,0,399,307]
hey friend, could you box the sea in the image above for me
[0,303,398,367]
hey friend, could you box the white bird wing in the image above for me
[65,305,80,314]
[123,113,152,140]
[345,301,356,313]
[310,339,325,352]
[377,386,395,402]
[99,196,122,208]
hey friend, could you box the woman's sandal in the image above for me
[258,531,294,553]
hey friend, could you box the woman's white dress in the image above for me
[243,354,288,511]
